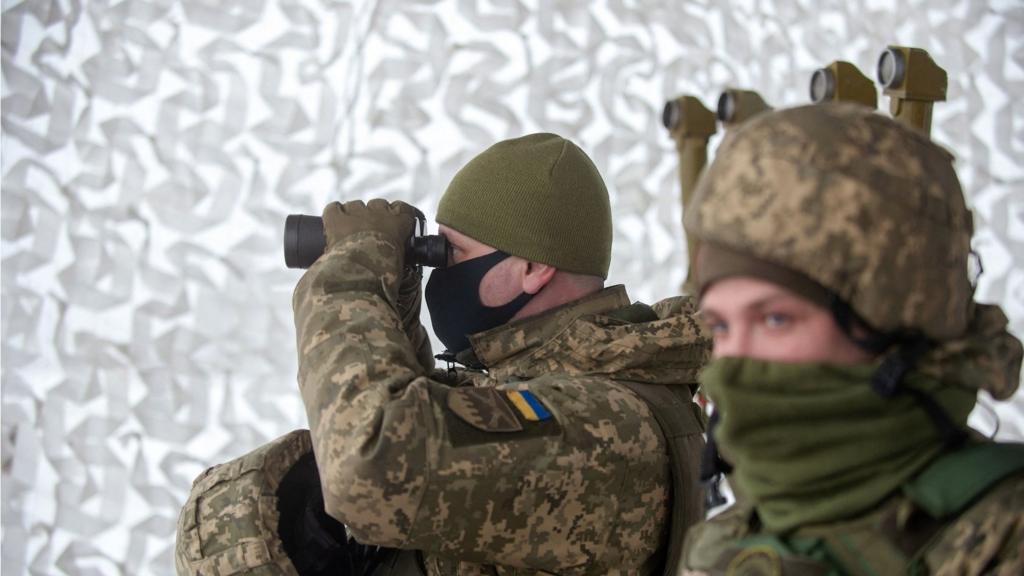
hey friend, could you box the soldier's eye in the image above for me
[707,320,728,336]
[763,313,791,329]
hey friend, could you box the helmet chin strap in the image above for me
[828,295,898,355]
[828,294,967,449]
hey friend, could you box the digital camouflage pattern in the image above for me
[925,474,1024,576]
[918,302,1022,401]
[286,229,711,575]
[685,102,1023,399]
[681,467,1024,576]
[685,103,974,342]
[175,430,311,575]
[174,197,711,575]
[680,103,1024,575]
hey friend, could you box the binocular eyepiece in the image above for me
[284,214,449,269]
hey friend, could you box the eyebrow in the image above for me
[749,293,798,310]
[700,292,799,316]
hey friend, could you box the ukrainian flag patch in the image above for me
[506,390,552,422]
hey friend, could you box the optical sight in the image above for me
[284,214,449,270]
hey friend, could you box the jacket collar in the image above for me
[464,285,631,369]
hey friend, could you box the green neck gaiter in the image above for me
[702,358,976,534]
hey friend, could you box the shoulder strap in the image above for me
[903,442,1024,519]
[713,536,839,576]
[688,444,1024,576]
[816,443,1024,575]
[620,381,706,576]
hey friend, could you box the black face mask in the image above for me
[425,250,534,355]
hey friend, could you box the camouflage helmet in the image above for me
[685,103,974,341]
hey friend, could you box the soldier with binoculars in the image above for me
[175,133,711,575]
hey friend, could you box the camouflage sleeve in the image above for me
[292,232,671,572]
[293,230,436,546]
[927,472,1024,575]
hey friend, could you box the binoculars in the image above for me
[662,95,718,294]
[876,46,947,133]
[716,89,772,128]
[809,46,946,133]
[284,214,449,270]
[662,44,948,294]
[809,60,877,109]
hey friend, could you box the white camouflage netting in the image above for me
[2,0,1022,574]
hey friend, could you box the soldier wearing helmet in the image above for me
[681,104,1024,574]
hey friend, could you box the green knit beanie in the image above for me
[436,133,613,278]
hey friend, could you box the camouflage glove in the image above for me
[322,199,433,369]
[321,199,422,270]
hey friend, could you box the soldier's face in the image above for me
[437,225,541,308]
[699,276,874,365]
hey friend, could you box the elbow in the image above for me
[313,441,422,548]
[307,384,433,546]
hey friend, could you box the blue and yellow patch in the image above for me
[505,390,552,422]
[437,386,559,447]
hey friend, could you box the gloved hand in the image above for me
[322,199,423,269]
[320,199,433,369]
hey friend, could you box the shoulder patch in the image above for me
[506,389,552,422]
[447,387,523,432]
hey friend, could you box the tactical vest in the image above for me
[683,443,1024,575]
[177,429,408,576]
[367,382,709,576]
[621,381,708,575]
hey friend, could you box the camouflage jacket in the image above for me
[682,444,1024,576]
[292,230,710,575]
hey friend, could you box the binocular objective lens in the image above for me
[716,92,735,123]
[809,68,835,103]
[662,101,680,131]
[877,48,904,89]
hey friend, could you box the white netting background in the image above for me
[2,0,1022,573]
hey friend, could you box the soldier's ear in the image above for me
[522,261,556,295]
